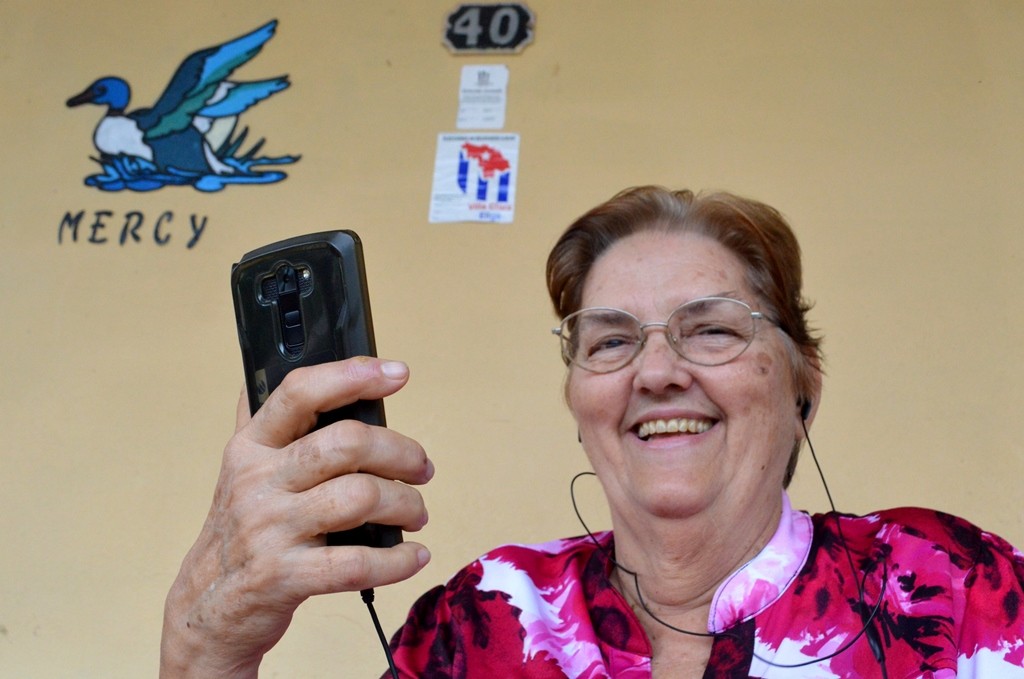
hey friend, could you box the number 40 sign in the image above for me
[444,3,535,54]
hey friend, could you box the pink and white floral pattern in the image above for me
[388,497,1024,677]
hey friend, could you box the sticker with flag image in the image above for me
[429,133,519,223]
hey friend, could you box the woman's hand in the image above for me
[159,358,433,678]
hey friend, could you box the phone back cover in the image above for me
[231,230,386,428]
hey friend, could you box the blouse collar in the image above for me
[705,491,813,633]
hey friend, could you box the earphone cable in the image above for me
[361,588,400,679]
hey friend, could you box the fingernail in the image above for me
[424,458,436,481]
[381,361,408,379]
[417,547,431,568]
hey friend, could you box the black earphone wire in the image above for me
[569,418,889,673]
[362,587,400,679]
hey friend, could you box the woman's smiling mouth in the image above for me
[636,417,715,440]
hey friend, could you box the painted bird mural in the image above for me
[66,20,298,191]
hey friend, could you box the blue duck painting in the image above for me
[67,20,299,192]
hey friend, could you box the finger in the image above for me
[290,542,432,596]
[234,384,252,433]
[246,358,410,448]
[280,420,433,492]
[292,474,430,537]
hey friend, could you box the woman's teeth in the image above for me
[637,418,712,440]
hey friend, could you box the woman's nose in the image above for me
[631,329,694,393]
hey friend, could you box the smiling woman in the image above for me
[383,188,1024,677]
[160,187,1024,678]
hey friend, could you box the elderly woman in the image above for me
[161,187,1024,677]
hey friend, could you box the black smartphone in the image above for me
[231,230,403,549]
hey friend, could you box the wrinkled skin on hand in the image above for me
[160,358,433,678]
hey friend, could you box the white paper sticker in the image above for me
[456,65,509,130]
[429,133,519,224]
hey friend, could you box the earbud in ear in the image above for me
[799,399,813,421]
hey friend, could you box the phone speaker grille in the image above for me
[261,277,280,301]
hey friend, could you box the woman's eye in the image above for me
[689,324,741,338]
[587,335,633,356]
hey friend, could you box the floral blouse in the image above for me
[386,495,1024,677]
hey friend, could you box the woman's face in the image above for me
[567,230,807,528]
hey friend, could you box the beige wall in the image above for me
[1,1,1021,676]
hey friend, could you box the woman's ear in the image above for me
[798,356,823,429]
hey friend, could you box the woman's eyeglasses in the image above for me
[552,296,771,373]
